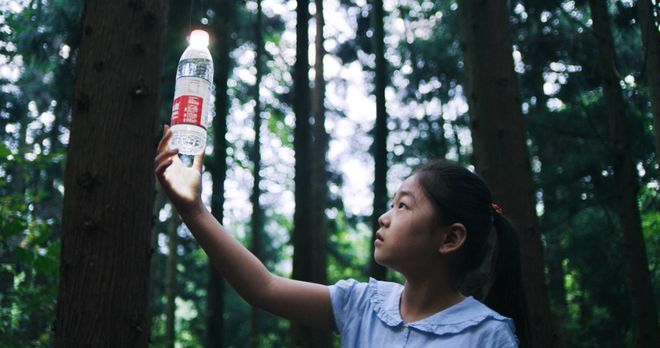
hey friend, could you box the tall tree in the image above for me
[290,0,322,345]
[587,1,660,346]
[368,0,389,281]
[54,0,168,346]
[636,0,660,159]
[206,1,237,347]
[306,0,331,346]
[249,0,265,346]
[456,1,556,347]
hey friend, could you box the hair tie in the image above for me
[491,203,503,214]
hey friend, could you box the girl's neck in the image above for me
[399,275,465,324]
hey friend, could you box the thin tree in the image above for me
[637,0,660,159]
[249,0,265,346]
[307,0,331,346]
[368,0,389,281]
[588,1,660,346]
[206,1,237,347]
[290,0,318,345]
[165,214,181,348]
[54,0,168,346]
[456,1,556,347]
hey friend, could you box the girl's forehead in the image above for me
[396,175,423,196]
[400,175,420,189]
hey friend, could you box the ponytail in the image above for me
[486,212,531,348]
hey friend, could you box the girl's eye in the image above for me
[398,202,407,209]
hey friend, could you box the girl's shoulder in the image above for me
[411,296,517,345]
[330,278,518,346]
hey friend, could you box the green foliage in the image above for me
[0,144,60,347]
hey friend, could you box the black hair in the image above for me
[413,159,530,347]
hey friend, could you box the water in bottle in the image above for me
[170,29,214,156]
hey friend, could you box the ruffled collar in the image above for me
[367,278,513,336]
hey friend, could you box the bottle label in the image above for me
[171,95,204,127]
[170,77,212,128]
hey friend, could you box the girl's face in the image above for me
[374,174,444,274]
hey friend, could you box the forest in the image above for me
[0,0,658,347]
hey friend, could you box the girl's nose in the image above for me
[378,211,390,227]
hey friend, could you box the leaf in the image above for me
[33,254,58,274]
[14,248,35,265]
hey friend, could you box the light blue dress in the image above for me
[329,278,519,348]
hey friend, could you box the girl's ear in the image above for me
[438,223,467,254]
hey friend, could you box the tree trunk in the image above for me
[250,1,264,346]
[368,0,388,281]
[456,1,556,347]
[588,1,660,346]
[206,1,236,347]
[54,0,168,346]
[165,215,180,348]
[306,0,331,346]
[290,0,318,345]
[637,0,660,159]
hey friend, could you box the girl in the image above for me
[155,125,524,347]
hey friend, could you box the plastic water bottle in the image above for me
[170,30,214,156]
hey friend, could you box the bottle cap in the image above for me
[190,30,209,47]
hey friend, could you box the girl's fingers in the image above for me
[157,125,172,153]
[155,148,179,167]
[155,159,174,177]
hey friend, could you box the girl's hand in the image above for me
[155,125,204,213]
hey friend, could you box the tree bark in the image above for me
[588,1,660,346]
[456,1,556,347]
[636,0,660,159]
[250,1,265,346]
[206,1,236,347]
[54,0,168,346]
[368,0,389,281]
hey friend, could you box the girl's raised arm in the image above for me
[155,126,335,331]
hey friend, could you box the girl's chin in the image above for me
[373,253,389,268]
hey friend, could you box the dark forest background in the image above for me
[0,0,658,347]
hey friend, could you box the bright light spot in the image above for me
[28,101,38,116]
[637,162,646,177]
[543,81,560,96]
[340,157,373,215]
[624,74,636,87]
[620,0,634,7]
[159,204,173,222]
[0,54,23,82]
[562,1,576,11]
[550,62,565,71]
[512,47,525,74]
[5,124,17,134]
[514,3,526,15]
[541,11,551,23]
[59,44,70,59]
[175,297,198,321]
[547,98,564,111]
